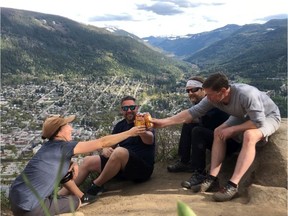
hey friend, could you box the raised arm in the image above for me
[73,126,146,155]
[151,109,193,128]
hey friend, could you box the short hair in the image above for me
[121,96,136,105]
[47,126,62,141]
[188,76,205,84]
[202,72,229,91]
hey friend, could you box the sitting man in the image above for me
[167,76,229,173]
[71,95,155,196]
[167,76,240,188]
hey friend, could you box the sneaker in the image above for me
[181,171,206,189]
[213,183,238,202]
[80,193,97,207]
[167,160,193,172]
[86,182,105,196]
[191,175,219,193]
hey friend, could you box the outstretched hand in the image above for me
[149,118,167,128]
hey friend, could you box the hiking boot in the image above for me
[80,193,97,207]
[181,171,206,189]
[191,175,219,193]
[167,160,193,172]
[86,182,105,196]
[213,183,238,202]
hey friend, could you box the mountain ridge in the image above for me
[1,7,194,86]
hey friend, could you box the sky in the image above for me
[1,0,287,38]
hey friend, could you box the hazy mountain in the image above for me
[144,19,287,81]
[143,24,242,58]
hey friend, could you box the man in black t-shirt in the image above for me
[77,96,155,196]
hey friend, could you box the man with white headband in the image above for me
[152,72,281,202]
[168,76,240,189]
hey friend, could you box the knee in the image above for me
[110,147,129,160]
[81,156,98,170]
[243,129,262,146]
[191,126,202,134]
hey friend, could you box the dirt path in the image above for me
[79,162,286,216]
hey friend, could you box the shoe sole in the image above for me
[213,192,238,202]
[181,181,191,189]
[80,197,98,207]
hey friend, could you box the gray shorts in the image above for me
[225,116,281,144]
[10,195,80,216]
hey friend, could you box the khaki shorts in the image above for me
[10,195,80,216]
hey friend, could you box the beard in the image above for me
[190,96,201,104]
[125,112,136,123]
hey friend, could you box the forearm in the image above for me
[139,130,154,145]
[164,110,193,126]
[74,130,133,154]
[96,130,133,148]
[231,120,257,133]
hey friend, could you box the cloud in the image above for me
[255,14,288,22]
[203,16,218,23]
[150,0,226,8]
[89,14,134,22]
[137,2,183,16]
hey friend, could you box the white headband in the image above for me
[186,80,203,88]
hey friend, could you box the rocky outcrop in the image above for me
[253,118,287,188]
[248,184,287,208]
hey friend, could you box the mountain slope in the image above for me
[1,7,194,85]
[185,19,287,79]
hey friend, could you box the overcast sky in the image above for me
[1,0,287,38]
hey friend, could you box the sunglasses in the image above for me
[121,105,137,111]
[186,88,201,93]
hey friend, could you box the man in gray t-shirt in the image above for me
[152,72,281,202]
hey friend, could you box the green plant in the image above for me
[177,201,197,216]
[0,191,11,211]
[155,125,181,162]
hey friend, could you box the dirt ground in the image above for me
[78,162,287,216]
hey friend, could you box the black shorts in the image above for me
[10,195,80,216]
[100,151,154,183]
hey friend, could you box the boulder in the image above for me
[253,118,287,188]
[247,184,287,208]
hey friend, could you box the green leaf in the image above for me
[177,201,197,216]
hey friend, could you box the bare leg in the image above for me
[74,156,102,185]
[58,180,84,198]
[58,155,101,195]
[94,147,129,186]
[209,135,227,177]
[230,129,262,184]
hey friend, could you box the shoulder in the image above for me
[114,119,127,128]
[232,83,260,94]
[113,119,129,133]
